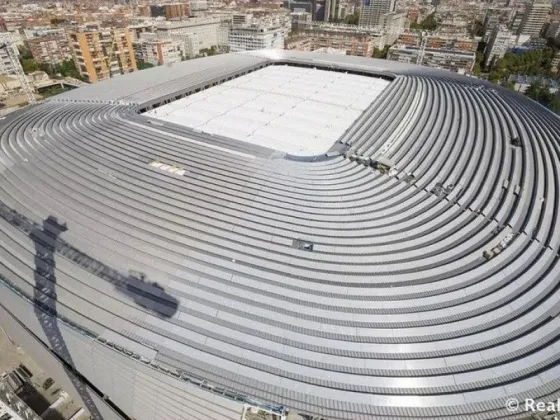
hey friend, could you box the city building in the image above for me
[551,51,560,73]
[291,11,312,30]
[378,11,407,43]
[485,25,515,66]
[482,7,514,42]
[133,34,185,66]
[150,3,190,20]
[395,33,477,53]
[284,35,313,50]
[294,23,389,55]
[68,27,137,83]
[228,24,284,52]
[0,47,15,76]
[0,16,8,32]
[387,44,476,73]
[325,0,339,22]
[2,50,560,420]
[190,0,209,17]
[518,0,552,36]
[0,380,41,420]
[25,35,73,65]
[156,18,228,52]
[510,9,525,33]
[283,0,316,17]
[359,0,396,27]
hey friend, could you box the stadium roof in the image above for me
[1,50,560,420]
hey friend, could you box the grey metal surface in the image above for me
[0,50,560,420]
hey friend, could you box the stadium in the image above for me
[0,50,559,420]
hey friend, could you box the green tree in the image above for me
[344,11,360,25]
[20,58,39,73]
[50,17,67,25]
[410,13,438,31]
[372,45,391,59]
[137,61,155,70]
[469,19,484,38]
[18,46,33,60]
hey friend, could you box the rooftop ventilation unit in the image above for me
[293,239,314,252]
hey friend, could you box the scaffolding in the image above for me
[0,32,37,105]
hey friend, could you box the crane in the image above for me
[0,32,37,105]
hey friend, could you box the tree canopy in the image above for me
[410,13,438,31]
[524,79,560,114]
[488,46,559,83]
[328,11,360,25]
[136,60,155,70]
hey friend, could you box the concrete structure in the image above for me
[295,23,389,55]
[228,24,284,52]
[551,51,560,73]
[359,0,396,28]
[0,47,15,76]
[291,11,312,30]
[25,35,72,65]
[149,3,190,20]
[0,380,42,420]
[1,50,560,420]
[388,44,476,73]
[395,32,477,52]
[68,27,137,83]
[518,0,552,36]
[485,25,515,66]
[156,18,228,52]
[133,35,184,66]
[325,0,339,22]
[510,9,525,33]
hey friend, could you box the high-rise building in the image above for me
[485,25,515,66]
[25,35,73,65]
[68,27,137,83]
[0,16,7,32]
[325,0,339,21]
[518,0,551,36]
[228,24,284,52]
[359,0,396,28]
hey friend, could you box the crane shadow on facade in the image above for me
[0,202,181,416]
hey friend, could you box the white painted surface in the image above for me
[144,65,390,156]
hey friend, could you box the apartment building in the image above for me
[295,24,387,55]
[395,33,477,52]
[25,35,72,64]
[0,47,15,76]
[156,18,228,52]
[150,3,190,20]
[133,33,184,66]
[387,45,476,74]
[359,0,396,28]
[68,27,137,83]
[228,24,284,52]
[518,0,552,36]
[485,25,515,66]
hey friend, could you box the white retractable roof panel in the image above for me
[144,65,391,156]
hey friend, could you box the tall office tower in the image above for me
[359,0,396,27]
[518,0,552,36]
[325,0,340,21]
